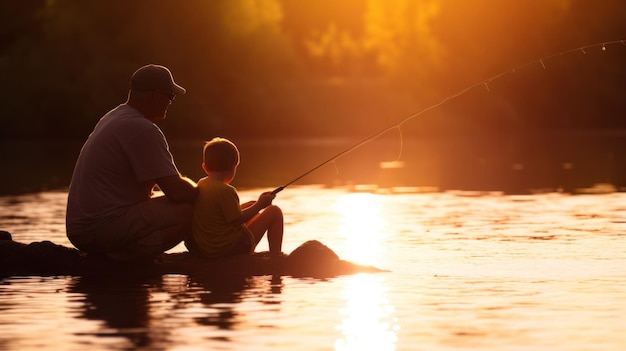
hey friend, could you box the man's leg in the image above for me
[125,196,193,256]
[78,196,193,258]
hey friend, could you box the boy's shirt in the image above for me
[190,177,253,257]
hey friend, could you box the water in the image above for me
[1,187,626,350]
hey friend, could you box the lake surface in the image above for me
[1,187,625,350]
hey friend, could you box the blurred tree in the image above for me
[0,1,45,52]
[364,0,442,77]
[117,0,299,137]
[279,0,368,75]
[0,0,625,141]
[414,0,626,135]
[0,0,299,139]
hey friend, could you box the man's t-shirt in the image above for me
[66,104,179,235]
[190,177,254,258]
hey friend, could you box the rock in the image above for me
[0,235,385,278]
[287,239,340,277]
[0,231,12,241]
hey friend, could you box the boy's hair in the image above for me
[203,137,240,172]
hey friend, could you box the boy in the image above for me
[186,137,284,258]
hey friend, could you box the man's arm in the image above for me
[155,174,198,203]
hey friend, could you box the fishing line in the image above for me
[331,160,339,175]
[271,39,626,195]
[394,125,404,162]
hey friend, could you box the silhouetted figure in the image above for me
[186,137,284,258]
[66,64,198,261]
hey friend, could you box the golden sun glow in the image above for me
[333,193,399,350]
[335,274,399,351]
[334,193,387,266]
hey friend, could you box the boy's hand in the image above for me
[257,192,275,208]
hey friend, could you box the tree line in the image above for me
[1,0,625,141]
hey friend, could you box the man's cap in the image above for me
[130,64,186,95]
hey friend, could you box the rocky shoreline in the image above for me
[0,231,384,278]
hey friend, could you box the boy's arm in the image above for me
[232,192,275,225]
[240,201,256,209]
[233,202,266,225]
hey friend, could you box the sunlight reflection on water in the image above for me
[2,188,626,350]
[335,274,399,351]
[333,193,398,350]
[335,193,387,266]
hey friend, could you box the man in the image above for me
[66,64,198,260]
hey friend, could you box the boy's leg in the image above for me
[246,205,284,253]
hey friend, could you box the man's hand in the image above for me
[155,175,198,203]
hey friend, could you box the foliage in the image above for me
[0,0,625,140]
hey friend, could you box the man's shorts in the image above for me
[68,197,190,255]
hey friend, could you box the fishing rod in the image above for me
[271,39,626,195]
